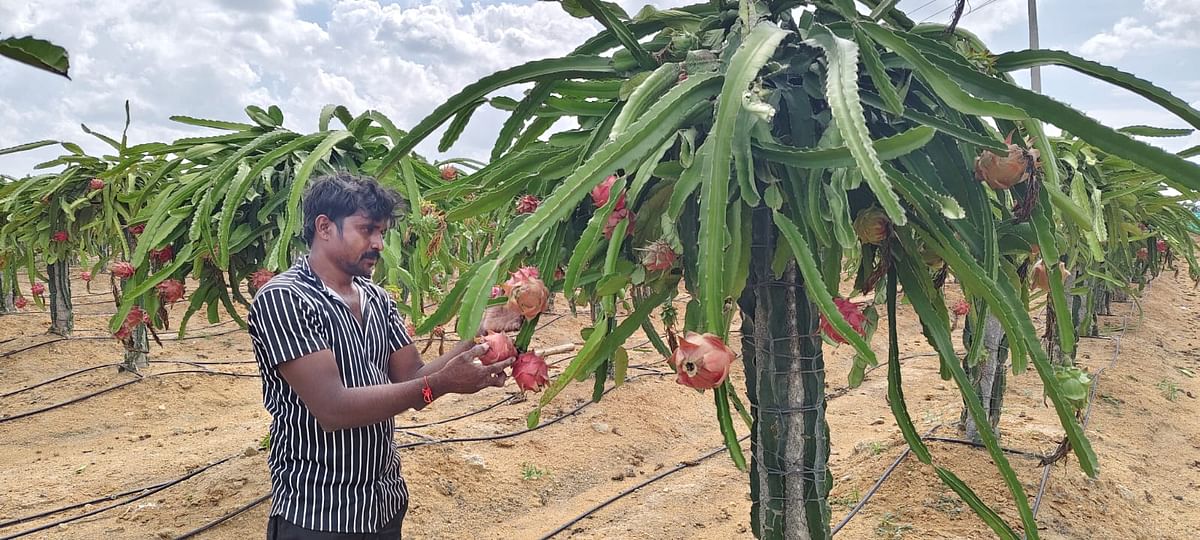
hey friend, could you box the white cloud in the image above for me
[899,0,1026,40]
[0,0,616,173]
[1079,0,1200,62]
[956,0,1026,40]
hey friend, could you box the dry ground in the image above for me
[1,270,1198,539]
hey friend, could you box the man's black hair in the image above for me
[301,172,406,246]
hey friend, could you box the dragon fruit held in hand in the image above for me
[476,332,517,366]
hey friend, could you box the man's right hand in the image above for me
[432,343,515,396]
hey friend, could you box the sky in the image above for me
[1,0,1198,175]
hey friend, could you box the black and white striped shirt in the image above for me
[248,256,413,533]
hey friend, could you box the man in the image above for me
[249,173,514,539]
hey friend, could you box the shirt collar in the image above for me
[296,255,378,308]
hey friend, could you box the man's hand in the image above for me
[479,305,523,336]
[431,343,515,396]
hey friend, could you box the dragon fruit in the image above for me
[952,300,970,316]
[502,266,549,320]
[249,269,275,292]
[51,230,69,243]
[14,296,28,309]
[1030,260,1068,292]
[128,223,145,236]
[668,332,735,390]
[853,207,889,245]
[820,297,868,345]
[110,261,135,280]
[512,351,549,393]
[515,194,540,214]
[81,271,92,282]
[974,136,1039,190]
[476,331,517,366]
[603,207,635,240]
[590,175,625,209]
[114,307,150,340]
[156,279,186,304]
[640,240,677,271]
[440,165,459,181]
[31,283,45,297]
[89,178,104,190]
[149,246,174,265]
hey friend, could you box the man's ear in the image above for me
[315,214,335,242]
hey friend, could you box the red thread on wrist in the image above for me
[422,376,434,404]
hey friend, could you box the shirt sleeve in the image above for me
[384,294,414,353]
[249,287,329,368]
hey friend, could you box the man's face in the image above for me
[324,211,389,278]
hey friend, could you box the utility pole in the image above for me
[1028,0,1041,92]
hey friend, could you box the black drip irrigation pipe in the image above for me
[0,363,122,399]
[396,371,670,450]
[0,338,67,359]
[0,325,245,359]
[393,335,657,431]
[1029,313,1127,526]
[534,350,954,537]
[831,425,943,535]
[0,369,259,424]
[539,434,753,540]
[174,369,675,538]
[923,436,1047,460]
[0,358,257,399]
[0,454,240,540]
[2,311,652,536]
[173,493,272,540]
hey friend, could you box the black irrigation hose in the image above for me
[393,336,656,431]
[539,434,753,540]
[173,492,272,540]
[0,338,67,359]
[396,395,517,430]
[0,454,240,540]
[186,366,672,538]
[150,358,257,365]
[0,369,259,424]
[923,436,1047,460]
[0,363,121,398]
[533,350,949,536]
[0,357,257,399]
[827,309,1129,536]
[5,311,641,536]
[1029,313,1127,525]
[0,326,245,359]
[396,371,669,450]
[831,425,943,536]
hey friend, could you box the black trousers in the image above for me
[266,507,407,540]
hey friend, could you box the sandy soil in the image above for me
[1,270,1198,539]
